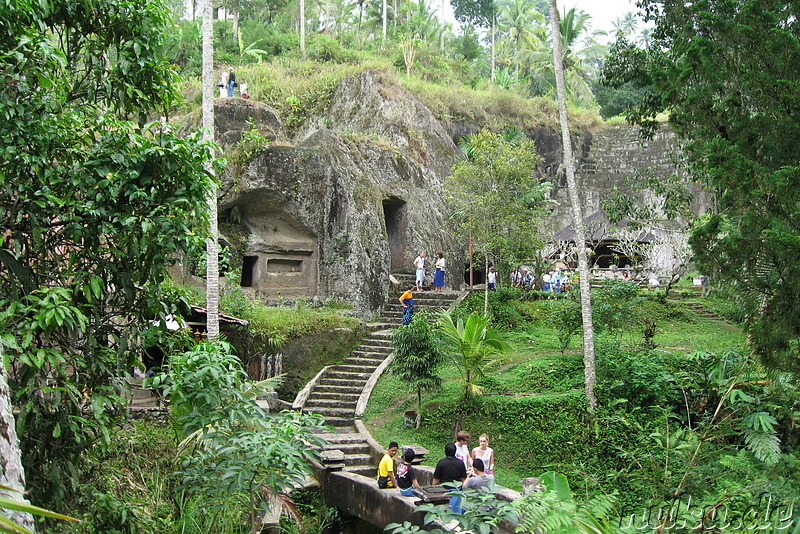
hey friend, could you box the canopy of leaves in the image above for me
[0,0,215,509]
[602,0,800,374]
[446,129,552,268]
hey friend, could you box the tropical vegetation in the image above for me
[3,0,800,531]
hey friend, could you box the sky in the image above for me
[568,0,640,35]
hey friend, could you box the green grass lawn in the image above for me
[363,297,746,493]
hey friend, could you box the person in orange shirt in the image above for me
[399,285,414,325]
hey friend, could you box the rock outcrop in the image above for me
[218,71,463,317]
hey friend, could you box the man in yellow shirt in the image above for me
[377,441,399,488]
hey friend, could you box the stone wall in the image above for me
[548,125,712,233]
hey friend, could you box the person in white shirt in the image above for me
[413,251,426,291]
[487,266,497,291]
[454,431,472,473]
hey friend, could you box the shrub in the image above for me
[595,342,682,410]
[306,34,358,63]
[451,288,525,330]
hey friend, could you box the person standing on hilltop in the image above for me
[218,69,228,98]
[227,69,237,98]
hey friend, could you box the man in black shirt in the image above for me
[432,442,467,486]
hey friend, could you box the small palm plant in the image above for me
[436,310,510,399]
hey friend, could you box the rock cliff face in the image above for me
[214,70,709,316]
[217,71,463,316]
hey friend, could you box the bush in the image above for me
[451,288,525,330]
[306,34,358,63]
[595,342,682,410]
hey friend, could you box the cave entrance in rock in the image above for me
[382,198,407,271]
[241,256,258,287]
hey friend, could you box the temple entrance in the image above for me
[382,197,407,271]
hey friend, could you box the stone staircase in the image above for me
[299,285,464,478]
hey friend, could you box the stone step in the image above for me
[306,405,357,416]
[350,350,391,360]
[307,391,361,401]
[365,322,397,331]
[319,376,368,385]
[313,384,364,395]
[315,431,367,443]
[321,416,356,427]
[359,338,392,348]
[335,364,379,374]
[368,330,393,340]
[304,398,358,410]
[344,357,387,367]
[323,442,372,455]
[341,453,374,466]
[326,370,372,381]
[356,346,391,354]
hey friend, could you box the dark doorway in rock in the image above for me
[241,255,258,287]
[383,198,407,271]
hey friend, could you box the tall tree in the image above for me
[548,0,597,411]
[451,0,498,79]
[447,129,552,314]
[202,0,220,339]
[0,0,214,508]
[496,0,545,60]
[603,0,800,374]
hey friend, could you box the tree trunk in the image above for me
[483,254,489,317]
[0,347,35,532]
[548,0,596,412]
[382,0,387,41]
[300,0,306,56]
[202,0,220,340]
[491,16,496,82]
[232,10,239,39]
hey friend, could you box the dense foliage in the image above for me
[366,284,800,529]
[603,0,800,375]
[0,0,216,512]
[148,342,327,533]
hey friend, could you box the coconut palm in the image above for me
[516,5,606,105]
[548,0,597,412]
[437,310,511,399]
[201,0,219,339]
[612,11,639,37]
[496,0,545,57]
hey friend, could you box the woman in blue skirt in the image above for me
[433,252,445,291]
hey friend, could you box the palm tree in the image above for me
[201,0,219,340]
[437,310,511,399]
[548,0,596,412]
[497,0,545,58]
[612,11,638,37]
[517,5,605,105]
